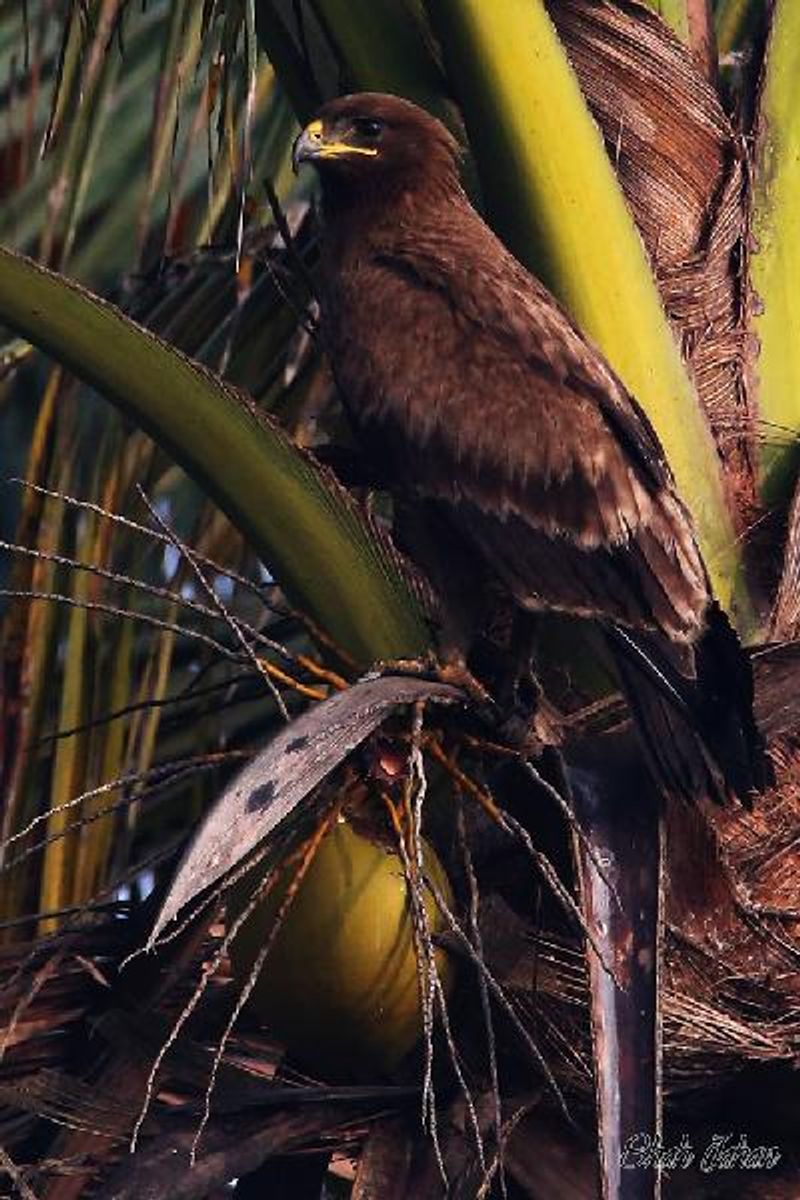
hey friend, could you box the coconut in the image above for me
[228,817,454,1076]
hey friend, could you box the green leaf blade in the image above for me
[426,0,749,627]
[750,0,800,507]
[0,245,429,665]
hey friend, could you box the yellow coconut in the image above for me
[228,817,454,1077]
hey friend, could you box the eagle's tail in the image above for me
[607,604,772,805]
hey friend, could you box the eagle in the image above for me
[292,92,768,803]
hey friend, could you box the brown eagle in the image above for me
[293,92,768,803]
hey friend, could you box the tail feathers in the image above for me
[694,603,773,797]
[607,606,772,806]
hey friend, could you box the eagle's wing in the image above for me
[327,218,709,640]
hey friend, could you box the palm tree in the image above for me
[1,1,799,1196]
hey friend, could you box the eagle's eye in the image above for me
[352,116,385,140]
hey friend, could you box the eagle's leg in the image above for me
[379,498,494,706]
[492,609,539,713]
[480,609,563,753]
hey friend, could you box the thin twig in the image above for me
[189,807,338,1163]
[262,174,320,311]
[136,485,289,719]
[1,753,243,861]
[1,757,240,877]
[38,670,260,744]
[129,838,285,1153]
[496,808,619,986]
[6,478,279,608]
[458,801,505,1199]
[0,588,248,663]
[0,1145,40,1200]
[0,536,294,661]
[426,876,574,1130]
[521,759,622,910]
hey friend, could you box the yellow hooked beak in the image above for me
[292,118,379,171]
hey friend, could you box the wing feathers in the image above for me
[325,195,711,641]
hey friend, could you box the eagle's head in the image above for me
[292,93,460,199]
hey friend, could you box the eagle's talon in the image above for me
[371,654,496,716]
[371,653,439,680]
[435,659,494,711]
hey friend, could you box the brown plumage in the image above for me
[293,92,768,802]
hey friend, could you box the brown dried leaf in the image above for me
[770,479,800,640]
[95,1105,370,1200]
[752,640,800,744]
[352,1118,415,1200]
[150,674,464,942]
[550,0,754,508]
